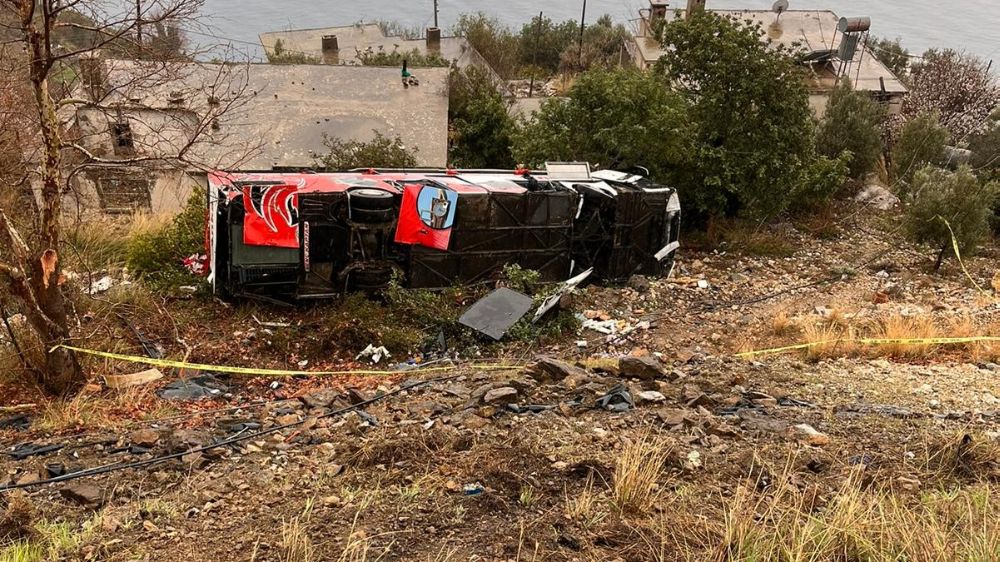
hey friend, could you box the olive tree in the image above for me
[656,12,825,220]
[816,80,884,180]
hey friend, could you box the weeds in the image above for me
[280,517,314,562]
[613,435,670,513]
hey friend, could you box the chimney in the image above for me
[321,34,339,64]
[79,54,105,100]
[426,27,442,51]
[685,0,706,19]
[649,0,669,23]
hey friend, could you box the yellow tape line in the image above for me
[939,216,991,299]
[52,345,522,377]
[737,336,1000,358]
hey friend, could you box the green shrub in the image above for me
[517,14,578,73]
[448,66,516,168]
[892,112,949,191]
[452,13,522,79]
[317,131,418,169]
[354,46,449,67]
[816,80,885,179]
[904,165,998,268]
[657,11,818,221]
[512,68,691,184]
[125,186,205,288]
[868,37,910,79]
[267,39,320,64]
[794,152,851,212]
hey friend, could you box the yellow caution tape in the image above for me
[736,336,1000,358]
[939,216,991,299]
[51,345,523,377]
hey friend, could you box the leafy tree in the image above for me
[816,80,885,179]
[317,131,418,169]
[518,15,578,74]
[892,112,949,189]
[797,153,852,211]
[968,114,1000,181]
[453,13,521,79]
[512,68,690,182]
[904,165,998,270]
[905,50,1000,140]
[656,12,820,220]
[448,67,516,168]
[558,15,632,72]
[868,37,910,79]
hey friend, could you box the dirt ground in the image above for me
[3,203,1000,561]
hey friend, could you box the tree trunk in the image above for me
[934,243,948,272]
[21,7,85,395]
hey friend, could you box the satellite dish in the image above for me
[772,0,789,15]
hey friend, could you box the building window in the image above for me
[111,121,134,155]
[97,177,151,213]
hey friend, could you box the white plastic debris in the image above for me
[87,275,114,295]
[356,344,391,364]
[696,279,710,289]
[685,450,702,469]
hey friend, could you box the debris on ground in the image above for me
[459,287,534,340]
[157,375,229,400]
[355,344,391,364]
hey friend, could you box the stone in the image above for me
[346,387,369,405]
[791,424,830,447]
[182,451,206,468]
[299,389,340,409]
[142,520,160,533]
[895,476,920,491]
[636,390,667,404]
[562,372,594,390]
[274,414,299,426]
[483,387,518,405]
[657,408,688,427]
[130,429,160,448]
[627,274,650,293]
[619,356,668,381]
[681,384,713,407]
[59,483,104,507]
[530,357,588,382]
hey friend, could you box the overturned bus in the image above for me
[206,164,680,301]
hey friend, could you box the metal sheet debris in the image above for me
[459,288,534,341]
[533,267,593,323]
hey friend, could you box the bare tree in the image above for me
[0,0,257,395]
[905,50,1000,141]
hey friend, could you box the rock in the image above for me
[895,476,920,491]
[483,387,518,405]
[300,389,340,409]
[854,184,900,211]
[321,495,342,507]
[274,414,299,426]
[627,274,650,293]
[130,429,160,448]
[636,390,667,404]
[562,372,595,390]
[142,520,160,533]
[181,451,206,468]
[59,483,104,507]
[657,408,688,427]
[530,357,588,382]
[346,387,369,405]
[681,384,713,407]
[791,424,830,447]
[619,356,668,381]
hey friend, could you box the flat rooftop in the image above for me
[635,10,907,94]
[74,60,450,169]
[260,23,473,66]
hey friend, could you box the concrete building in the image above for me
[260,23,494,74]
[64,59,449,219]
[629,1,908,117]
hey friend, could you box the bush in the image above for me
[868,37,910,79]
[125,186,205,287]
[892,112,949,190]
[512,68,690,183]
[816,80,885,179]
[317,131,418,169]
[267,39,320,64]
[452,13,521,79]
[795,153,851,212]
[557,15,632,72]
[968,117,1000,182]
[448,67,516,168]
[657,12,819,221]
[905,165,998,268]
[906,50,999,140]
[354,46,449,67]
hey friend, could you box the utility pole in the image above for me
[529,11,542,97]
[578,0,587,69]
[433,0,439,29]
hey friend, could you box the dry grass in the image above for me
[281,517,314,562]
[714,471,1000,562]
[874,314,939,357]
[770,310,799,337]
[799,322,856,360]
[612,436,670,513]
